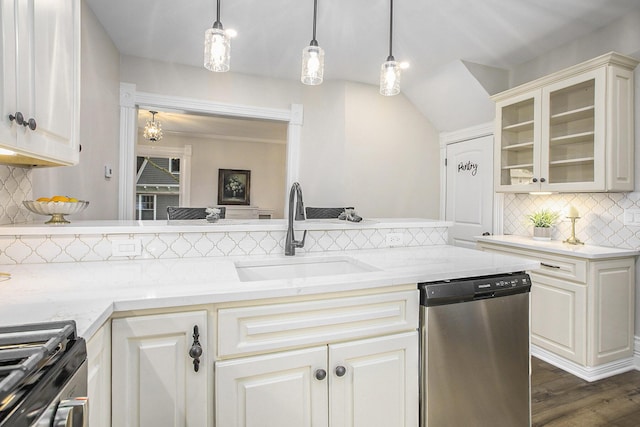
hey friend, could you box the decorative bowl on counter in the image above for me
[23,200,89,224]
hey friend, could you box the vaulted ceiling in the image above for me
[87,0,640,131]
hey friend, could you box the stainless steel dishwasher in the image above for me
[419,272,531,427]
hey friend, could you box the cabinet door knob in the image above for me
[335,366,346,377]
[8,112,24,125]
[314,369,327,381]
[540,177,546,183]
[23,118,36,131]
[188,325,203,372]
[532,178,538,183]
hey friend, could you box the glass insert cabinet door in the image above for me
[540,68,605,192]
[495,90,541,192]
[495,68,606,192]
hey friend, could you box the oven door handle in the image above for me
[54,397,89,427]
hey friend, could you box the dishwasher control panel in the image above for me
[419,272,531,306]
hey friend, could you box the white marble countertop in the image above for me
[475,235,640,259]
[0,245,537,339]
[0,218,452,235]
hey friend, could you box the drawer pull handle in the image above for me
[189,325,203,372]
[315,369,327,381]
[335,366,346,377]
[541,263,561,269]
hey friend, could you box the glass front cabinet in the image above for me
[493,52,638,193]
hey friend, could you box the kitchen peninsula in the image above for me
[0,218,538,426]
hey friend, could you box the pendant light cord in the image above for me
[388,0,394,60]
[214,0,222,27]
[311,0,318,44]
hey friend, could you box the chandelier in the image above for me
[143,111,163,142]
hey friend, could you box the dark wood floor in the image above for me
[532,357,640,426]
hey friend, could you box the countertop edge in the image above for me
[475,235,640,259]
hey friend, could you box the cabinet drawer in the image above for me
[478,243,587,283]
[217,290,419,358]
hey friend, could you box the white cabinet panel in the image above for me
[87,322,111,427]
[329,332,418,427]
[217,290,418,358]
[112,310,208,427]
[531,274,586,364]
[215,346,329,427]
[0,0,80,166]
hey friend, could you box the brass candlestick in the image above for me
[563,216,584,245]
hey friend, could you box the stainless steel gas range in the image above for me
[0,321,88,426]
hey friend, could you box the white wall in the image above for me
[343,82,440,218]
[503,10,640,339]
[31,0,121,220]
[121,56,441,219]
[138,133,287,218]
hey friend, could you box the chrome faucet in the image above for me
[285,182,307,256]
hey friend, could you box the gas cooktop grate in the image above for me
[0,321,76,401]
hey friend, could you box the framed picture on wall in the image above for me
[218,169,251,205]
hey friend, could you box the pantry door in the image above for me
[445,135,494,248]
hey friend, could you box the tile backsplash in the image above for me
[0,166,32,225]
[504,192,640,249]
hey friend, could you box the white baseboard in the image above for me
[531,344,636,382]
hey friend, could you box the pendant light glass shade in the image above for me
[204,0,230,72]
[380,59,401,96]
[380,0,401,96]
[301,0,324,85]
[301,44,324,85]
[143,111,163,142]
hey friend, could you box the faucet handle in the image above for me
[296,230,307,248]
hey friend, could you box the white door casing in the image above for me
[442,126,496,248]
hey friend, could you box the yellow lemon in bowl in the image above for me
[36,197,51,202]
[51,195,70,202]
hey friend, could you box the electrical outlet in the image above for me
[623,209,640,226]
[386,232,404,247]
[111,239,142,256]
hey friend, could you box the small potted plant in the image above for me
[527,209,559,241]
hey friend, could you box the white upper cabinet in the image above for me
[493,52,638,193]
[0,0,80,166]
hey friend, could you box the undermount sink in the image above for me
[235,256,378,282]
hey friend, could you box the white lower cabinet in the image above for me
[529,272,587,363]
[477,239,636,379]
[111,310,209,427]
[215,332,418,427]
[87,322,111,427]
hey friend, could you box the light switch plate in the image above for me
[623,209,640,226]
[111,239,142,256]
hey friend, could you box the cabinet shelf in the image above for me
[502,141,534,151]
[502,120,534,132]
[548,157,594,167]
[550,105,595,125]
[549,131,594,146]
[501,163,534,170]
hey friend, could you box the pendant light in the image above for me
[301,0,324,85]
[143,111,163,142]
[204,0,230,72]
[380,0,400,96]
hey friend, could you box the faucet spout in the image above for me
[285,182,307,256]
